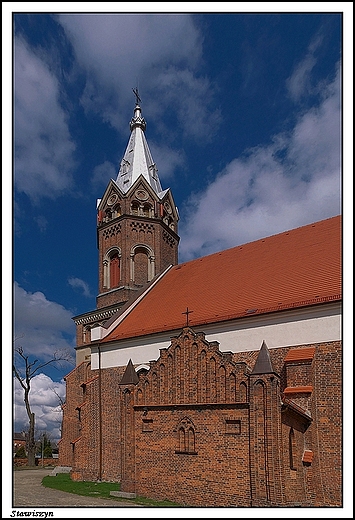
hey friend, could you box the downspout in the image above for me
[248,377,253,506]
[98,343,102,481]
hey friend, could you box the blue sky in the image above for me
[5,5,351,449]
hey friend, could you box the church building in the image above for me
[59,96,342,508]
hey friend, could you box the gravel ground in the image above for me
[10,467,142,510]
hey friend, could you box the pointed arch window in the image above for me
[179,428,186,452]
[175,417,197,455]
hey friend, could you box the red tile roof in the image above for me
[102,215,341,343]
[284,347,316,362]
[283,386,313,395]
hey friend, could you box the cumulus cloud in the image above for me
[14,37,76,203]
[13,282,76,361]
[68,277,93,298]
[57,14,220,152]
[179,64,341,261]
[150,143,186,181]
[286,31,325,102]
[90,160,117,191]
[13,374,66,443]
[12,283,75,441]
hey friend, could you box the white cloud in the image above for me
[286,31,325,102]
[12,284,75,443]
[179,65,341,261]
[57,14,219,149]
[14,37,76,203]
[34,215,49,233]
[13,374,66,443]
[68,277,92,298]
[150,142,186,181]
[90,160,117,191]
[13,282,76,360]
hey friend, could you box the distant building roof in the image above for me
[101,215,341,343]
[13,432,26,441]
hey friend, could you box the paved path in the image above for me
[11,468,141,509]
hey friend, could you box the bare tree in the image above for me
[50,387,66,436]
[13,342,73,467]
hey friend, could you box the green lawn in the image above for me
[42,473,182,507]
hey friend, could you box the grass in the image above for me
[42,473,182,507]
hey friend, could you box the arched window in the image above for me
[103,248,121,289]
[179,428,186,452]
[83,325,91,344]
[130,244,155,284]
[175,417,197,454]
[113,204,121,218]
[143,203,152,217]
[131,201,139,215]
[110,252,120,288]
[188,428,195,452]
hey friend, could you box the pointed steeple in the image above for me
[116,91,162,195]
[119,359,139,385]
[251,340,276,375]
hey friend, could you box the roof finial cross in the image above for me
[132,87,141,106]
[182,307,193,327]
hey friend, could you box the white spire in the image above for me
[116,94,162,194]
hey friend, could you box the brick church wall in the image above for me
[59,335,342,507]
[134,407,251,507]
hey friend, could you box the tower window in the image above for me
[131,202,139,215]
[113,204,121,218]
[109,253,120,288]
[143,203,152,217]
[103,249,121,289]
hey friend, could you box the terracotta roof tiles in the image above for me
[283,386,313,394]
[284,347,316,362]
[102,215,341,343]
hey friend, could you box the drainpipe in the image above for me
[98,343,102,481]
[248,378,253,507]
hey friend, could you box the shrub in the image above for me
[15,445,27,458]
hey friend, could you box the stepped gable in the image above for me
[133,327,249,406]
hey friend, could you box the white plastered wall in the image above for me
[90,302,341,370]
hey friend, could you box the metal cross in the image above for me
[182,307,193,327]
[132,87,141,105]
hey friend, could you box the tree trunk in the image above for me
[27,413,36,467]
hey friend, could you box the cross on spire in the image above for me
[182,307,193,327]
[132,87,141,106]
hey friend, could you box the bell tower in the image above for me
[96,93,179,309]
[74,92,179,359]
